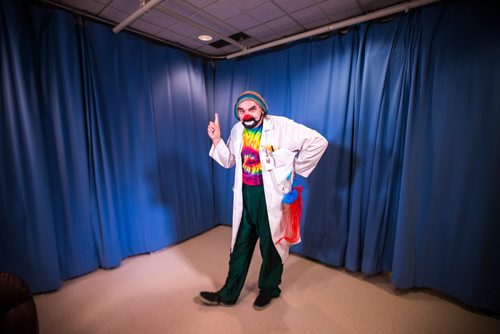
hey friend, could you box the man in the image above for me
[201,91,328,310]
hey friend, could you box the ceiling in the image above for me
[41,0,434,58]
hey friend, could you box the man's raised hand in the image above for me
[207,112,221,146]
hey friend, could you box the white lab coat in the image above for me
[209,115,328,263]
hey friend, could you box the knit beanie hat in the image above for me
[233,91,268,119]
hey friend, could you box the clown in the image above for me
[201,91,328,310]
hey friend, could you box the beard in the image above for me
[242,114,262,129]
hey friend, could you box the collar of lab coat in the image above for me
[262,115,274,132]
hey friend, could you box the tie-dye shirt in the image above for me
[241,125,263,185]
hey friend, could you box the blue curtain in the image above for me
[212,1,500,313]
[0,1,214,292]
[1,0,499,314]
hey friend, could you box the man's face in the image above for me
[237,100,264,129]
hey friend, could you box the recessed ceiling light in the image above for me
[198,34,213,42]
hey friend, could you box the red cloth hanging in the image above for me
[276,186,303,245]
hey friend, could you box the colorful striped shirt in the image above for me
[241,125,263,186]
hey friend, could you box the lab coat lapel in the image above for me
[261,116,274,148]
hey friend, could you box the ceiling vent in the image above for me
[209,32,250,49]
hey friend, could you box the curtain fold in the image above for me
[1,1,214,291]
[36,7,99,280]
[392,1,500,312]
[0,1,61,292]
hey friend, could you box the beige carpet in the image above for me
[34,225,499,334]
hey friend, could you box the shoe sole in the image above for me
[199,295,235,307]
[253,296,278,310]
[199,295,220,305]
[253,299,273,310]
[253,303,271,311]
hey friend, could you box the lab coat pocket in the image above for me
[270,149,295,194]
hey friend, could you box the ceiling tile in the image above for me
[61,0,106,13]
[272,0,316,13]
[225,13,261,31]
[142,9,178,28]
[156,29,183,42]
[258,32,284,43]
[327,7,362,22]
[130,19,163,35]
[291,5,329,29]
[224,0,267,12]
[188,12,237,36]
[303,17,331,29]
[247,2,285,24]
[196,44,225,55]
[183,0,218,9]
[177,37,206,49]
[203,0,241,21]
[109,0,142,15]
[99,6,129,23]
[317,0,362,16]
[359,0,404,12]
[217,44,241,54]
[162,0,199,17]
[265,16,303,35]
[241,37,261,48]
[168,21,204,38]
[245,24,282,43]
[316,0,364,23]
[244,24,273,41]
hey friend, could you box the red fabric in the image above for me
[276,186,303,245]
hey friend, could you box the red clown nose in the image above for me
[243,114,252,121]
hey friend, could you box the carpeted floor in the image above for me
[34,225,500,333]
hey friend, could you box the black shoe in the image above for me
[199,291,235,306]
[253,290,277,310]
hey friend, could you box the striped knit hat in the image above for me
[233,91,268,119]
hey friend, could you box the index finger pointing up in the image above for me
[214,113,219,125]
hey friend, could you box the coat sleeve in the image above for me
[209,126,236,169]
[285,119,328,178]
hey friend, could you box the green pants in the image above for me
[218,184,283,303]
